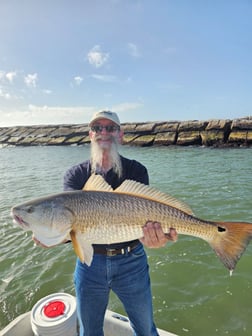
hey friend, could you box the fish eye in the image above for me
[27,206,34,214]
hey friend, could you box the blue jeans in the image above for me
[74,243,159,336]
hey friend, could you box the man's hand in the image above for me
[140,221,177,248]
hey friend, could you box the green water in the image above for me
[0,145,252,335]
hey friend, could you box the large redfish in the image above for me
[11,174,252,272]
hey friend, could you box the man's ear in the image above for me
[118,129,124,144]
[89,130,94,140]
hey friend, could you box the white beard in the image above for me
[90,135,122,178]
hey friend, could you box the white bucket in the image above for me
[31,292,77,336]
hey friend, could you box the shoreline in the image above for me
[0,116,251,147]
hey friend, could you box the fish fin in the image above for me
[70,230,94,266]
[115,180,193,215]
[83,174,113,192]
[209,221,252,271]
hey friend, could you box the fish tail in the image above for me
[210,221,252,272]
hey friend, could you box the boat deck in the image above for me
[0,310,178,336]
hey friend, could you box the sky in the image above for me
[0,0,251,127]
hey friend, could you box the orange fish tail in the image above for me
[209,221,252,272]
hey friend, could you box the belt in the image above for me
[93,240,140,257]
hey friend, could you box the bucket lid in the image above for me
[43,300,66,318]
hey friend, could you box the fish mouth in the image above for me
[12,214,29,229]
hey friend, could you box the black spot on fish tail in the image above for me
[217,226,226,232]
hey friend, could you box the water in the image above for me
[0,145,252,335]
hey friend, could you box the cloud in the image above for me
[91,74,117,82]
[0,102,145,127]
[127,43,141,58]
[87,45,109,68]
[26,104,97,124]
[42,89,52,94]
[0,104,99,126]
[24,73,38,88]
[0,71,17,83]
[112,102,143,113]
[28,104,89,115]
[74,76,83,85]
[0,88,11,99]
[6,71,17,83]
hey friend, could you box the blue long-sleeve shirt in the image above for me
[63,155,149,191]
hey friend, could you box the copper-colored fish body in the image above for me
[11,175,252,270]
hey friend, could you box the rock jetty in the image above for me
[0,117,251,148]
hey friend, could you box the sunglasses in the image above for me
[90,125,120,133]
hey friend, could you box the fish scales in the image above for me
[70,191,216,243]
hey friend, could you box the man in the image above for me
[63,110,177,336]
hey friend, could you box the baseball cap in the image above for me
[89,111,121,127]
